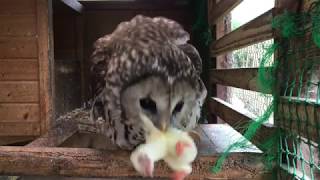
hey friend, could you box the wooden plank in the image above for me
[278,97,319,143]
[61,0,84,13]
[0,123,40,136]
[0,37,38,58]
[0,103,40,122]
[0,81,39,103]
[36,0,53,134]
[208,97,275,149]
[208,0,243,25]
[210,68,272,93]
[0,60,38,80]
[0,0,36,15]
[211,9,274,56]
[201,124,261,153]
[0,146,270,179]
[0,15,36,36]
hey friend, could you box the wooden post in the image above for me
[36,0,54,135]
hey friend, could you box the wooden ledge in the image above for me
[0,146,269,179]
[0,109,270,179]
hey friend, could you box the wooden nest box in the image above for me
[0,0,317,179]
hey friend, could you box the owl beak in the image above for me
[159,120,168,131]
[155,114,170,132]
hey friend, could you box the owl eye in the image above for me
[140,97,157,114]
[173,101,184,114]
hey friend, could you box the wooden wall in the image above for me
[0,0,52,144]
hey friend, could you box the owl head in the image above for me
[90,15,207,149]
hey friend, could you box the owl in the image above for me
[90,15,207,150]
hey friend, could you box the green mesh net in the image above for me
[212,1,320,179]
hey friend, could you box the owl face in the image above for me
[121,76,202,133]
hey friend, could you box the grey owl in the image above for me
[90,15,207,150]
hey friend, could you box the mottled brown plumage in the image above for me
[90,15,207,150]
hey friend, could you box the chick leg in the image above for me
[172,171,189,180]
[176,141,191,156]
[137,153,154,177]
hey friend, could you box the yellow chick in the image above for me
[130,114,197,180]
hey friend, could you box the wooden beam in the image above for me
[36,0,53,135]
[208,97,275,149]
[26,108,94,147]
[0,146,270,179]
[208,0,243,25]
[278,97,320,143]
[61,0,84,13]
[210,68,272,94]
[211,8,275,56]
[26,119,78,147]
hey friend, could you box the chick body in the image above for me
[130,114,198,179]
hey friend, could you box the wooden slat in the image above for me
[210,68,272,93]
[0,60,38,80]
[0,37,38,58]
[0,0,36,15]
[201,124,261,153]
[0,123,40,136]
[0,81,39,103]
[208,0,243,25]
[0,146,270,179]
[211,9,274,56]
[278,97,319,143]
[0,103,39,122]
[0,15,36,36]
[37,0,53,134]
[209,97,275,149]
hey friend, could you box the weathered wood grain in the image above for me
[0,123,40,136]
[0,37,37,58]
[0,60,38,80]
[211,9,274,56]
[210,68,272,94]
[36,0,53,135]
[0,103,39,122]
[0,0,36,15]
[0,15,36,36]
[0,81,39,103]
[0,146,269,179]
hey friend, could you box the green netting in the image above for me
[212,1,320,179]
